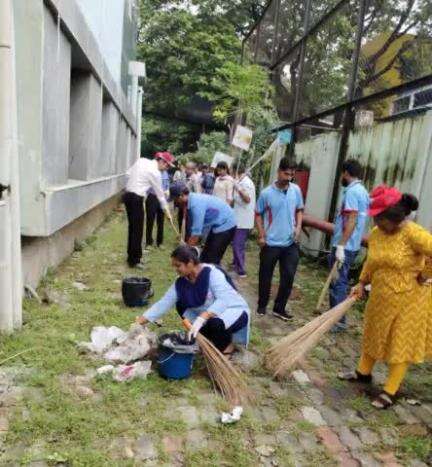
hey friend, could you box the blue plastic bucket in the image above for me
[157,346,194,380]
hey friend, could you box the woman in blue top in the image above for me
[136,245,250,354]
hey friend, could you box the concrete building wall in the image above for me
[116,118,128,174]
[42,6,71,187]
[13,0,46,235]
[11,0,139,287]
[21,194,122,289]
[75,0,126,86]
[101,101,119,176]
[69,72,103,181]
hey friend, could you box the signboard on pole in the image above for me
[277,129,292,144]
[211,151,233,168]
[231,125,253,151]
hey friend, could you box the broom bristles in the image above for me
[265,297,356,378]
[196,333,254,406]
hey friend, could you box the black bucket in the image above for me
[122,277,154,307]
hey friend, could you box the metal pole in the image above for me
[136,87,143,159]
[328,0,367,222]
[0,0,22,332]
[289,0,312,158]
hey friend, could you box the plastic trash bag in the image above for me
[221,406,243,424]
[78,324,157,363]
[158,332,199,354]
[113,361,152,382]
[78,326,127,354]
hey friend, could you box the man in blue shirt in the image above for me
[255,157,304,321]
[329,159,370,331]
[170,182,237,264]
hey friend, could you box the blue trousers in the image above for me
[328,248,358,325]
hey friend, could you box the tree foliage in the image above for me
[180,131,229,164]
[202,62,274,123]
[138,9,241,112]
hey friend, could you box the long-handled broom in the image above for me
[315,262,339,313]
[265,296,357,378]
[182,318,254,406]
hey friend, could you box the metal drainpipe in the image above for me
[0,0,22,332]
[136,87,143,160]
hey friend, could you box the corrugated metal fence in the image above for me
[295,109,432,253]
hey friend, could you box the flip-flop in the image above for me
[371,392,395,409]
[337,370,372,384]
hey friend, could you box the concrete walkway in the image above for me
[0,209,431,466]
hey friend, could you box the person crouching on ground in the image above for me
[339,185,432,408]
[136,245,250,353]
[255,157,304,321]
[169,182,237,265]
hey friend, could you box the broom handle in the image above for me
[182,318,192,330]
[315,262,338,311]
[165,208,181,238]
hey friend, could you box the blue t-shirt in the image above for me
[331,180,370,252]
[188,193,236,236]
[256,183,304,247]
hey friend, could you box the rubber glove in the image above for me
[188,316,207,341]
[335,245,345,267]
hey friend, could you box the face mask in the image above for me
[341,178,349,187]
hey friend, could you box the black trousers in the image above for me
[258,243,300,313]
[200,227,236,265]
[123,191,144,266]
[200,312,248,352]
[145,193,164,246]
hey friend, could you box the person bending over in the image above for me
[136,245,250,353]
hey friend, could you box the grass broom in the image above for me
[265,296,357,378]
[182,318,254,406]
[315,262,339,313]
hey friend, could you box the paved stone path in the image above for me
[0,211,431,466]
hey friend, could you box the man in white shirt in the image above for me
[231,162,256,278]
[123,152,175,268]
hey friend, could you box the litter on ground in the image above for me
[79,324,156,382]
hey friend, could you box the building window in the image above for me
[393,96,410,114]
[413,88,432,108]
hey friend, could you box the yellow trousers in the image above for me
[357,353,409,396]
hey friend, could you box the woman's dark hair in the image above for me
[216,161,230,174]
[377,193,419,224]
[171,245,200,264]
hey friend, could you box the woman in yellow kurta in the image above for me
[339,185,432,408]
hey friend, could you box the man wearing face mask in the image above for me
[329,159,370,331]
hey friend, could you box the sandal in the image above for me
[371,392,395,409]
[337,370,372,384]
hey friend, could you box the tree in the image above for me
[140,115,201,156]
[202,62,274,123]
[138,9,241,113]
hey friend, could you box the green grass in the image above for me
[1,209,430,465]
[398,435,432,462]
